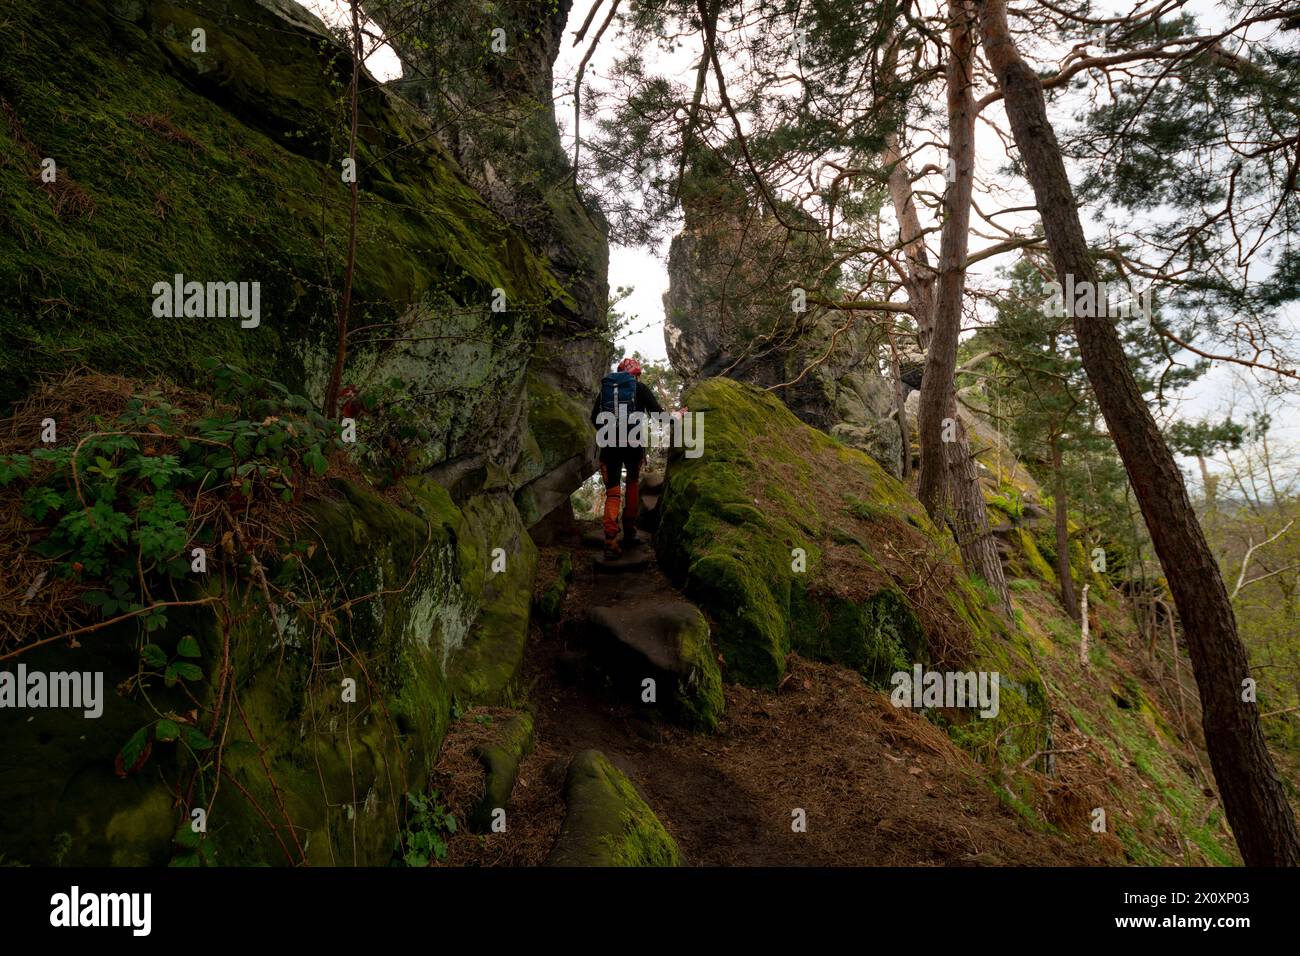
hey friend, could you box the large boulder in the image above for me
[663,189,899,475]
[583,601,724,732]
[0,0,604,529]
[0,0,599,869]
[0,473,539,866]
[466,712,534,833]
[654,377,1052,765]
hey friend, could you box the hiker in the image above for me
[591,357,662,560]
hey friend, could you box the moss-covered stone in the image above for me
[583,601,724,732]
[467,712,534,833]
[546,750,679,867]
[0,474,541,866]
[656,377,998,689]
[534,550,573,625]
[514,371,598,527]
[0,0,573,477]
[446,494,538,706]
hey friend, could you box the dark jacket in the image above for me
[590,380,663,426]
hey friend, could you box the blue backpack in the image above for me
[600,371,638,417]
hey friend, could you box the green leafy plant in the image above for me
[1,362,351,638]
[392,789,457,867]
[115,636,214,779]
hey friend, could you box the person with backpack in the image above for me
[590,356,662,560]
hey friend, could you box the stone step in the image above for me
[593,540,653,573]
[581,600,723,732]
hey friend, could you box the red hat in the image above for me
[617,357,642,376]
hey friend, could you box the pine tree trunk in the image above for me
[887,328,911,479]
[914,0,1012,616]
[884,132,935,345]
[916,0,976,520]
[1051,435,1079,620]
[979,0,1300,865]
[948,417,1013,616]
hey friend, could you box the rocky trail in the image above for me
[430,477,1108,867]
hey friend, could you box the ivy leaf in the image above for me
[114,726,153,778]
[154,718,181,742]
[176,635,201,658]
[180,725,214,750]
[165,661,204,685]
[141,643,168,668]
[173,824,201,850]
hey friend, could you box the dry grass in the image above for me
[129,112,204,151]
[431,706,566,867]
[2,97,95,221]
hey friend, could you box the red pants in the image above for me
[599,448,643,541]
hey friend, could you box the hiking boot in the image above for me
[603,538,622,561]
[622,529,640,548]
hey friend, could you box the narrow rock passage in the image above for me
[433,479,1111,866]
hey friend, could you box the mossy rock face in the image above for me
[656,377,999,690]
[534,550,573,625]
[0,0,576,478]
[513,371,598,528]
[446,493,538,707]
[790,587,921,684]
[546,750,680,867]
[0,476,540,866]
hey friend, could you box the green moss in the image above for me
[0,0,572,451]
[547,750,679,867]
[0,471,543,866]
[656,378,992,690]
[446,494,538,706]
[535,550,573,624]
[513,371,595,525]
[668,606,726,733]
[521,372,591,476]
[790,586,918,686]
[468,712,534,832]
[1015,527,1058,585]
[989,780,1058,835]
[986,492,1024,520]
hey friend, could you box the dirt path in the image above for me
[435,515,1112,866]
